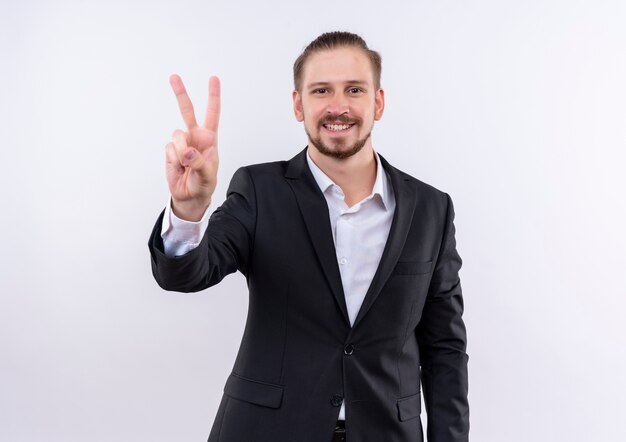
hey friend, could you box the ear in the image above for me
[292,89,304,122]
[374,88,385,120]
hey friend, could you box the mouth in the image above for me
[322,123,355,133]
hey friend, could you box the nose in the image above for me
[326,93,349,116]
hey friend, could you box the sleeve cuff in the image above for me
[161,198,212,257]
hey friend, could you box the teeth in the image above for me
[325,124,352,131]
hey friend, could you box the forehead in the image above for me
[302,47,374,87]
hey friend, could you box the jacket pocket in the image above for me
[224,373,284,409]
[397,392,421,421]
[392,260,432,275]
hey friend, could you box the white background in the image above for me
[1,1,625,441]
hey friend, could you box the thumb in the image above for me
[181,147,212,179]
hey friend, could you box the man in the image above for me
[149,31,469,442]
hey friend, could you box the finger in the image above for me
[171,129,189,163]
[169,74,198,130]
[203,76,221,131]
[165,142,180,168]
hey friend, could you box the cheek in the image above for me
[367,107,379,122]
[304,110,322,125]
[303,102,325,116]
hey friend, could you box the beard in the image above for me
[305,114,372,160]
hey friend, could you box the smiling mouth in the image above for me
[323,123,355,132]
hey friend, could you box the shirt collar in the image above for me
[305,147,392,210]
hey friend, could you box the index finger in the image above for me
[203,76,220,131]
[169,74,198,130]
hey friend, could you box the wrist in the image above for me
[171,197,211,222]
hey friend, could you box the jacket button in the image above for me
[331,395,343,407]
[344,344,354,355]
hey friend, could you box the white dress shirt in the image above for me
[304,150,396,326]
[161,148,396,421]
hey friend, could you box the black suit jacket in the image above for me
[148,148,469,442]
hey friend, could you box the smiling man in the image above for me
[149,31,469,442]
[294,45,383,163]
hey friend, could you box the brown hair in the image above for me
[293,31,382,92]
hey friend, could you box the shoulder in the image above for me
[382,158,458,229]
[379,153,451,202]
[226,158,292,197]
[232,159,290,188]
[242,159,290,177]
[237,148,307,182]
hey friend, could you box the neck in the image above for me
[308,142,377,207]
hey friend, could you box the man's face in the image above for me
[293,47,385,160]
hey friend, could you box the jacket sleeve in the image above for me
[416,193,469,441]
[148,166,257,292]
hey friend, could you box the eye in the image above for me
[313,88,328,94]
[348,87,363,94]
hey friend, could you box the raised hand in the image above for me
[165,74,220,221]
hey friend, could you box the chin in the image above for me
[305,125,372,160]
[314,142,365,160]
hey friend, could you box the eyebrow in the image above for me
[307,80,369,88]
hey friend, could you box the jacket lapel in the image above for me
[351,154,417,329]
[285,148,351,325]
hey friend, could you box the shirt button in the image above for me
[344,344,354,355]
[339,257,347,265]
[331,395,344,407]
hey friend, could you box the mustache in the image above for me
[319,114,360,125]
